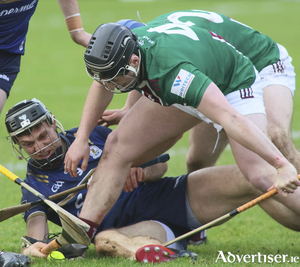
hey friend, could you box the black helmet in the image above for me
[5,98,54,140]
[5,98,66,169]
[84,23,140,93]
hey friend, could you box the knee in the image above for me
[268,125,290,149]
[186,149,216,172]
[104,131,119,151]
[94,230,133,259]
[102,131,133,163]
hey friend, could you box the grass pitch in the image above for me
[0,0,300,266]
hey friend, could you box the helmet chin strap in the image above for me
[120,50,141,92]
[125,65,138,76]
[101,50,142,93]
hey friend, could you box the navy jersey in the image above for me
[21,126,192,249]
[21,125,112,222]
[0,0,39,54]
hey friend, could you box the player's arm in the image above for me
[57,0,91,47]
[64,81,113,177]
[98,90,143,127]
[143,162,168,182]
[123,162,168,192]
[21,215,49,257]
[197,82,299,195]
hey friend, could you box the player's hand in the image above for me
[23,242,48,258]
[123,167,145,193]
[270,164,300,197]
[64,138,90,177]
[97,108,128,127]
[70,29,92,48]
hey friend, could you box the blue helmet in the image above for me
[116,19,144,30]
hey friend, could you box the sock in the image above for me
[79,217,100,239]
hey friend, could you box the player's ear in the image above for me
[130,54,139,69]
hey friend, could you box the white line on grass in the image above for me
[0,162,27,174]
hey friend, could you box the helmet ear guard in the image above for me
[84,23,140,93]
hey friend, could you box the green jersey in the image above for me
[133,13,257,108]
[158,10,279,72]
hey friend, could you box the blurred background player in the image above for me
[0,0,91,115]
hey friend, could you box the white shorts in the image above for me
[259,43,296,96]
[151,220,184,250]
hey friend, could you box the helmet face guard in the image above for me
[5,98,65,170]
[84,23,141,93]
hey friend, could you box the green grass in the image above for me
[0,0,300,266]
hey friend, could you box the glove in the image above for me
[0,250,31,267]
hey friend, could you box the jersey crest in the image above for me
[90,145,102,159]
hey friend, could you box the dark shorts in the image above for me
[97,174,191,249]
[42,173,191,249]
[0,50,21,97]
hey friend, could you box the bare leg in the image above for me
[186,123,228,172]
[80,97,200,224]
[263,85,300,172]
[187,165,300,231]
[94,221,166,260]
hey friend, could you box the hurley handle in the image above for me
[40,239,61,254]
[237,188,277,213]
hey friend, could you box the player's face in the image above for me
[17,121,61,160]
[109,71,136,89]
[101,54,141,93]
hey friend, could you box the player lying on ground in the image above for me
[5,98,300,260]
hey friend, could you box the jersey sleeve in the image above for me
[159,63,212,108]
[21,172,48,223]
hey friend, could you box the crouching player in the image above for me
[5,98,300,261]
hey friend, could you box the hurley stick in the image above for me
[0,183,87,222]
[0,164,91,249]
[136,185,287,263]
[163,187,281,247]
